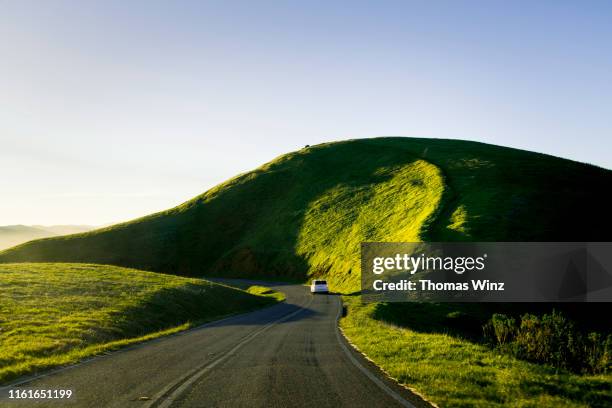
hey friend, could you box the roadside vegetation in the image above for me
[0,263,280,384]
[341,297,612,408]
[483,311,610,374]
[228,283,286,302]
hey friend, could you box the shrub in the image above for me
[515,311,577,369]
[483,313,516,346]
[585,332,612,374]
[483,311,610,374]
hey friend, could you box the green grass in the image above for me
[0,263,280,384]
[1,137,611,405]
[341,296,612,408]
[241,285,286,302]
[206,278,287,302]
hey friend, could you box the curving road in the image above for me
[1,282,430,408]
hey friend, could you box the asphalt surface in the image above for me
[1,282,429,408]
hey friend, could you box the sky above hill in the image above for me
[1,1,611,225]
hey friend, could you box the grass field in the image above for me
[0,263,281,384]
[340,296,612,408]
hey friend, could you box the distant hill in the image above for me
[1,137,611,292]
[0,225,94,250]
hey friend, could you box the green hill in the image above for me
[1,137,610,292]
[0,263,280,383]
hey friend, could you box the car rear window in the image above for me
[314,280,327,285]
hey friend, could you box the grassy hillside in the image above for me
[1,138,610,293]
[0,263,280,384]
[341,297,611,408]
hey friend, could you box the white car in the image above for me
[310,279,329,294]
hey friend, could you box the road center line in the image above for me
[145,294,315,408]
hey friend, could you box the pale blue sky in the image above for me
[1,1,611,225]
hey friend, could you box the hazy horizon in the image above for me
[2,1,611,225]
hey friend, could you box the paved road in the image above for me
[1,282,429,408]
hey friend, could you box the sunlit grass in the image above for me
[296,160,444,292]
[340,296,612,408]
[0,263,279,384]
[244,285,286,302]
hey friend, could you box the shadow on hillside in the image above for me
[205,277,299,288]
[371,302,490,341]
[371,301,612,344]
[207,139,426,283]
[210,302,318,327]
